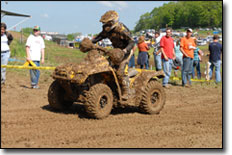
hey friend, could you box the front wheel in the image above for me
[139,81,166,114]
[84,83,113,119]
[48,80,73,110]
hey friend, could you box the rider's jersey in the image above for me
[92,22,135,56]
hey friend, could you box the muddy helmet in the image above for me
[100,10,119,24]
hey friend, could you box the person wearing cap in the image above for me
[25,26,45,89]
[208,35,222,83]
[180,28,196,87]
[1,22,13,86]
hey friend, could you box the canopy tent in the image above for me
[1,10,31,18]
[1,9,31,30]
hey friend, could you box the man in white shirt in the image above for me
[1,22,13,86]
[25,26,45,89]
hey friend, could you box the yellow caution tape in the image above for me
[1,61,216,82]
[1,65,56,70]
[170,76,214,82]
[23,61,37,67]
[1,60,56,70]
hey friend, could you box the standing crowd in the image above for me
[129,28,222,88]
[1,23,45,89]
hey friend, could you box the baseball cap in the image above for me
[187,28,193,32]
[33,26,40,31]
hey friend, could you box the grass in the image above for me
[5,31,87,77]
[5,31,222,84]
[8,31,87,67]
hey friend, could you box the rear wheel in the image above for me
[85,83,113,119]
[139,81,165,114]
[48,80,73,110]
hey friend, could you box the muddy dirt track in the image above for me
[1,71,222,148]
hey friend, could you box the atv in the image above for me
[48,38,166,119]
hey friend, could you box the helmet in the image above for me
[100,10,119,24]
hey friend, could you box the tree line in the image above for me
[134,1,222,32]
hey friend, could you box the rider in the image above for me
[92,10,135,100]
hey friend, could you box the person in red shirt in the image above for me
[180,28,196,87]
[137,36,150,69]
[160,28,176,88]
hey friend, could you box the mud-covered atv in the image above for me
[48,38,166,119]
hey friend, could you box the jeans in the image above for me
[140,61,149,69]
[1,51,10,84]
[154,53,162,71]
[146,57,149,69]
[209,60,221,83]
[182,57,193,86]
[29,61,40,86]
[192,60,201,79]
[162,59,173,86]
[128,54,135,68]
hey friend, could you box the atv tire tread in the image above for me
[85,83,113,119]
[48,80,73,110]
[140,80,166,114]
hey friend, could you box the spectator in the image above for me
[128,45,137,68]
[147,51,150,70]
[137,36,150,69]
[172,56,182,77]
[25,26,45,89]
[174,39,183,77]
[208,35,222,83]
[192,38,204,79]
[1,22,13,86]
[153,31,162,71]
[160,28,176,88]
[180,28,196,87]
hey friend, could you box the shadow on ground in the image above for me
[41,103,141,119]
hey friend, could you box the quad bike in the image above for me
[48,38,166,119]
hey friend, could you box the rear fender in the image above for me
[130,70,165,105]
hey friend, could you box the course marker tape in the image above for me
[1,61,56,70]
[170,76,214,82]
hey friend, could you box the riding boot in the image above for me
[121,76,130,100]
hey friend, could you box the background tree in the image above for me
[134,1,222,32]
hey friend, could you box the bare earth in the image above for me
[1,71,222,148]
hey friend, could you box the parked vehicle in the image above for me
[197,39,207,46]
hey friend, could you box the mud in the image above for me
[107,48,125,65]
[100,10,118,23]
[79,38,94,52]
[1,71,222,148]
[53,42,111,83]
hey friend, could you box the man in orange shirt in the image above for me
[180,28,196,87]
